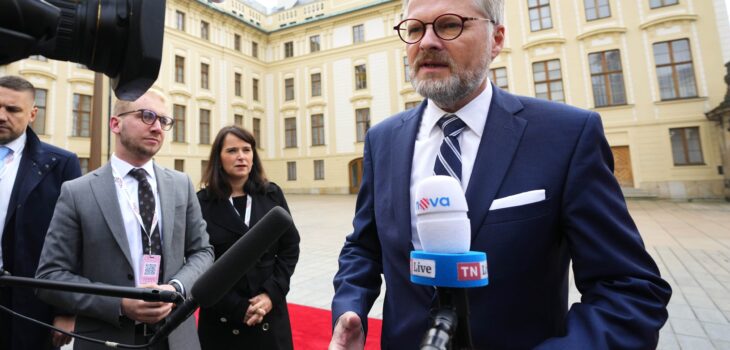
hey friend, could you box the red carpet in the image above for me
[288,303,382,350]
[195,304,382,349]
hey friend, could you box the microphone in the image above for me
[148,206,293,345]
[411,176,488,350]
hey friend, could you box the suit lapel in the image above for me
[90,164,135,269]
[465,87,526,238]
[4,129,58,227]
[154,164,175,277]
[391,103,425,251]
[209,197,247,233]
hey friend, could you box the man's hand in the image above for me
[121,284,175,324]
[244,293,272,326]
[329,311,365,350]
[51,315,75,347]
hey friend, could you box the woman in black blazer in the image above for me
[197,125,300,349]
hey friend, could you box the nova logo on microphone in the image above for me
[417,197,451,211]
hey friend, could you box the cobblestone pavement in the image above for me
[285,195,730,349]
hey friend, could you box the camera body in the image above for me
[0,0,166,100]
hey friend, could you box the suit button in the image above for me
[232,329,240,335]
[262,322,270,331]
[127,274,133,281]
[220,317,227,323]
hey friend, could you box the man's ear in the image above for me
[490,24,505,60]
[110,116,122,134]
[29,106,38,123]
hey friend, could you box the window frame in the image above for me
[285,78,295,101]
[284,41,294,58]
[650,0,679,9]
[528,0,553,31]
[669,127,704,166]
[353,24,365,43]
[355,108,370,142]
[32,88,48,134]
[200,20,210,41]
[175,56,185,84]
[314,160,325,180]
[234,72,242,97]
[175,10,185,31]
[285,117,298,148]
[173,104,186,143]
[532,59,564,102]
[589,49,627,107]
[653,38,698,101]
[199,109,211,144]
[310,35,321,53]
[584,0,611,21]
[311,73,322,97]
[200,63,210,90]
[311,114,325,146]
[72,93,92,137]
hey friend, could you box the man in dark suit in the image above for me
[36,90,213,350]
[330,0,672,349]
[0,75,81,349]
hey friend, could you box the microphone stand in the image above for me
[0,270,184,304]
[421,287,474,350]
[0,269,185,348]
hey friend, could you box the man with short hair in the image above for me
[0,75,81,350]
[36,91,213,350]
[330,0,671,349]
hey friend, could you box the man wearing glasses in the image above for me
[36,91,213,350]
[330,0,670,349]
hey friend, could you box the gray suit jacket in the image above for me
[36,163,213,350]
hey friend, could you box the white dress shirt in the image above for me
[0,132,27,270]
[409,82,494,249]
[110,154,164,286]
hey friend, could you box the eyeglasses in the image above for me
[393,13,494,44]
[117,109,175,131]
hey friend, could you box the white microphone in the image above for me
[411,176,487,350]
[415,176,470,254]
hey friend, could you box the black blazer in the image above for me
[1,128,81,350]
[196,182,300,350]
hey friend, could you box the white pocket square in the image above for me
[489,189,546,210]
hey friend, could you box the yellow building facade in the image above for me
[1,0,728,199]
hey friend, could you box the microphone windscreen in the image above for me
[415,176,468,215]
[191,206,293,307]
[415,176,470,253]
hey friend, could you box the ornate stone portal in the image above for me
[706,62,730,201]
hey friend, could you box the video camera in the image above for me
[0,0,166,101]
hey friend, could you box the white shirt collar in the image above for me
[422,80,493,138]
[3,131,27,155]
[110,154,156,181]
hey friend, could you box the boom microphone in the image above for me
[411,176,488,349]
[149,206,293,345]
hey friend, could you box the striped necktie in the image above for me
[433,114,467,181]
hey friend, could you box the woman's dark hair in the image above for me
[201,125,268,199]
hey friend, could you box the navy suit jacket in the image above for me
[1,127,81,350]
[332,86,671,349]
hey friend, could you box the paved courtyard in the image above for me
[285,195,730,349]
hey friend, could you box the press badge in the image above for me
[140,254,161,284]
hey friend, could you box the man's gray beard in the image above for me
[411,56,491,110]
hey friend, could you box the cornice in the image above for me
[522,37,567,50]
[576,27,628,41]
[639,14,698,30]
[17,69,57,80]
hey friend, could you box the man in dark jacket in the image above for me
[0,75,82,349]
